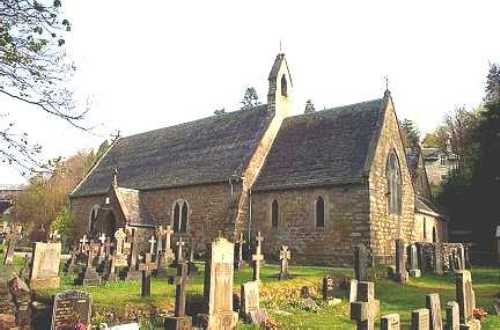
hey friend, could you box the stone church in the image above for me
[70,53,446,265]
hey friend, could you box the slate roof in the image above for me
[72,105,273,197]
[253,99,385,191]
[113,187,154,227]
[415,196,443,218]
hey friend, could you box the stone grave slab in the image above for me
[354,244,368,281]
[381,313,400,330]
[240,281,266,326]
[411,308,430,330]
[30,242,61,290]
[426,293,443,330]
[446,301,459,330]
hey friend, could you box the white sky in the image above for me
[1,0,499,184]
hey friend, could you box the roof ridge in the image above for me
[288,98,383,120]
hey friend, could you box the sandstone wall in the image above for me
[414,213,446,243]
[368,99,415,264]
[250,184,370,266]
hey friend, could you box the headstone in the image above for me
[125,229,141,281]
[251,232,264,282]
[164,262,192,329]
[300,286,310,299]
[455,270,480,329]
[463,244,472,269]
[163,225,175,265]
[114,229,126,255]
[434,244,444,275]
[354,244,368,281]
[79,235,89,253]
[322,275,335,302]
[8,275,32,328]
[446,301,459,330]
[30,242,61,289]
[175,237,186,265]
[206,237,238,330]
[188,245,198,275]
[278,245,291,280]
[381,313,400,330]
[449,254,456,273]
[51,291,91,330]
[411,308,430,330]
[2,234,18,266]
[240,281,267,325]
[426,293,443,330]
[65,246,78,274]
[456,246,465,271]
[234,232,245,271]
[349,279,358,303]
[350,281,380,330]
[139,253,157,297]
[409,244,421,278]
[395,239,408,283]
[80,242,102,286]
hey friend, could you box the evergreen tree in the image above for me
[240,87,261,110]
[484,63,500,104]
[399,118,420,148]
[304,99,316,114]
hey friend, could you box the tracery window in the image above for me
[172,200,189,233]
[386,152,402,215]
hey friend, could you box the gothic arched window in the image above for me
[281,74,288,97]
[271,200,279,228]
[316,196,325,228]
[89,205,100,233]
[386,152,402,215]
[172,200,189,234]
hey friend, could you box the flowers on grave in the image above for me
[473,307,488,320]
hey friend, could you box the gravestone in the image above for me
[251,232,264,282]
[79,235,89,253]
[240,281,267,326]
[175,237,186,265]
[163,225,175,265]
[81,242,101,286]
[206,237,238,330]
[455,270,480,329]
[354,244,368,281]
[449,254,456,273]
[278,245,291,280]
[164,262,192,329]
[64,247,78,274]
[394,239,408,283]
[234,233,245,271]
[381,313,400,330]
[30,242,61,289]
[411,308,430,330]
[139,253,157,297]
[9,275,32,328]
[433,244,444,275]
[349,279,358,303]
[125,229,141,281]
[426,293,443,330]
[322,276,335,302]
[408,244,421,278]
[51,291,91,330]
[456,246,465,271]
[188,245,198,275]
[446,301,459,330]
[463,244,472,269]
[2,234,18,266]
[350,281,380,330]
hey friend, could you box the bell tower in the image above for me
[267,53,293,118]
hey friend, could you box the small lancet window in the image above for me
[173,202,180,233]
[316,197,325,228]
[386,152,402,215]
[281,74,288,97]
[180,202,188,233]
[271,200,279,228]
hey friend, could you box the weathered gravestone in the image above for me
[381,313,400,330]
[349,279,359,303]
[240,281,267,326]
[411,308,430,330]
[64,246,78,274]
[106,229,128,281]
[350,281,380,330]
[395,239,408,283]
[455,270,481,330]
[234,233,245,271]
[446,301,459,330]
[139,253,157,297]
[125,229,141,281]
[251,232,264,282]
[278,245,291,280]
[2,234,18,266]
[9,275,32,328]
[30,242,61,290]
[51,291,91,330]
[188,245,199,275]
[322,275,335,302]
[426,293,443,330]
[205,237,238,330]
[80,242,101,286]
[354,244,368,281]
[408,244,421,278]
[433,244,444,275]
[164,262,191,330]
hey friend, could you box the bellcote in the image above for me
[267,53,293,118]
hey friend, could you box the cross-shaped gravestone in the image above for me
[350,281,380,330]
[81,242,101,285]
[138,253,157,297]
[65,246,78,274]
[148,235,156,255]
[79,235,89,253]
[354,243,368,281]
[114,228,126,255]
[279,245,291,280]
[234,232,246,271]
[164,261,192,329]
[163,225,175,264]
[98,233,106,244]
[176,237,186,264]
[252,232,264,282]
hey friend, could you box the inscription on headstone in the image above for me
[51,291,91,330]
[30,242,61,289]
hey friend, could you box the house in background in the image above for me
[422,148,459,186]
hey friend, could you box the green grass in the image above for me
[1,247,499,329]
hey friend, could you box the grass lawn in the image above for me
[1,249,499,329]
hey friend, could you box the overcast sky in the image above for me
[1,0,499,184]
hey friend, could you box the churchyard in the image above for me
[0,234,499,329]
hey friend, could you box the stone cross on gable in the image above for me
[279,245,291,280]
[252,232,264,282]
[176,237,186,263]
[139,253,158,297]
[148,235,156,255]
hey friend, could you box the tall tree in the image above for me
[484,63,500,104]
[399,118,420,148]
[1,1,85,176]
[240,87,261,110]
